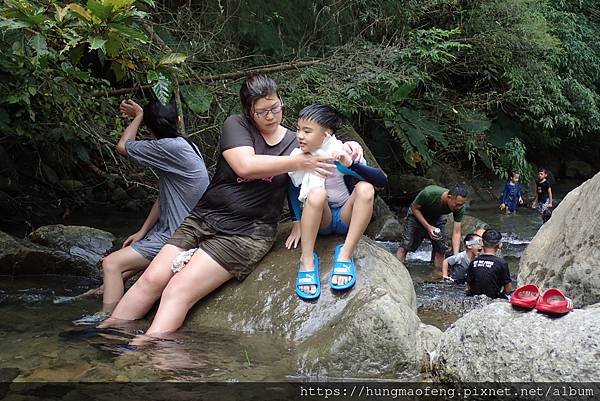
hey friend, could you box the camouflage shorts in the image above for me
[399,213,449,254]
[167,215,274,281]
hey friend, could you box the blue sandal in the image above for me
[330,244,356,291]
[295,252,321,300]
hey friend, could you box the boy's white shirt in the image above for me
[288,134,346,204]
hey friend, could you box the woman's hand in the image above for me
[285,221,302,249]
[299,153,334,178]
[122,230,146,248]
[120,99,143,119]
[343,141,363,162]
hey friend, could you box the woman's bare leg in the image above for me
[145,249,233,335]
[334,182,375,285]
[99,244,182,326]
[101,247,150,313]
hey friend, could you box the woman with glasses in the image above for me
[100,74,363,335]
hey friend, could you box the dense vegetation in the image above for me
[1,0,599,229]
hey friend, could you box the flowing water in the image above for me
[0,179,582,382]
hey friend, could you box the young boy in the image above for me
[466,229,512,299]
[442,233,482,284]
[532,168,553,216]
[500,171,523,214]
[286,104,387,299]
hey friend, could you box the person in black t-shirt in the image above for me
[532,168,553,219]
[466,229,512,299]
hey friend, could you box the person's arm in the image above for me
[547,186,553,207]
[223,146,334,180]
[442,256,452,280]
[116,100,144,156]
[532,187,539,208]
[500,182,508,210]
[122,199,159,248]
[503,282,513,293]
[451,222,462,254]
[410,203,439,240]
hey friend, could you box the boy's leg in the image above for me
[99,244,182,327]
[299,187,332,294]
[145,248,233,335]
[101,247,150,313]
[335,182,375,285]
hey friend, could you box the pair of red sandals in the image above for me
[510,284,574,315]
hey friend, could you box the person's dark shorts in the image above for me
[167,215,274,281]
[399,213,449,254]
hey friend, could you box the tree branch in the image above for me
[88,60,322,98]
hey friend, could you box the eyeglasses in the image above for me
[253,103,283,119]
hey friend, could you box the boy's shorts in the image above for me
[167,215,274,281]
[318,206,349,236]
[399,214,449,255]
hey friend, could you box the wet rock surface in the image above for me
[518,172,600,307]
[186,228,441,378]
[433,302,600,382]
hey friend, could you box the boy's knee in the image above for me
[355,182,375,200]
[306,187,328,207]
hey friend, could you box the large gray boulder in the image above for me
[518,172,600,307]
[0,225,114,278]
[186,229,441,378]
[433,302,600,382]
[365,196,402,241]
[27,224,115,269]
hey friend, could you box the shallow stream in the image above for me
[0,180,581,382]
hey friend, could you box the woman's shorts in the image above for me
[166,215,274,281]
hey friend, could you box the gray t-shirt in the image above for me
[126,137,209,259]
[446,250,472,283]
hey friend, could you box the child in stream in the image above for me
[466,229,512,299]
[499,171,523,214]
[442,233,482,284]
[285,104,387,299]
[532,168,553,220]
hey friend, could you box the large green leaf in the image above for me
[104,0,136,11]
[87,0,113,20]
[459,110,492,133]
[30,35,48,57]
[88,37,106,51]
[148,71,171,105]
[181,84,212,114]
[66,4,93,22]
[108,23,148,42]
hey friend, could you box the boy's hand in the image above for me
[500,203,506,210]
[342,141,363,162]
[518,197,524,205]
[531,202,538,209]
[335,150,353,167]
[285,221,301,249]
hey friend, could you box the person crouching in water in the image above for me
[442,233,482,284]
[285,104,387,299]
[466,229,512,299]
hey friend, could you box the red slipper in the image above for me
[510,284,540,309]
[535,288,574,315]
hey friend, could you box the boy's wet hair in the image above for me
[240,74,282,120]
[482,229,502,246]
[143,101,179,139]
[538,167,549,174]
[448,184,468,198]
[509,171,519,179]
[298,104,344,133]
[464,233,481,246]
